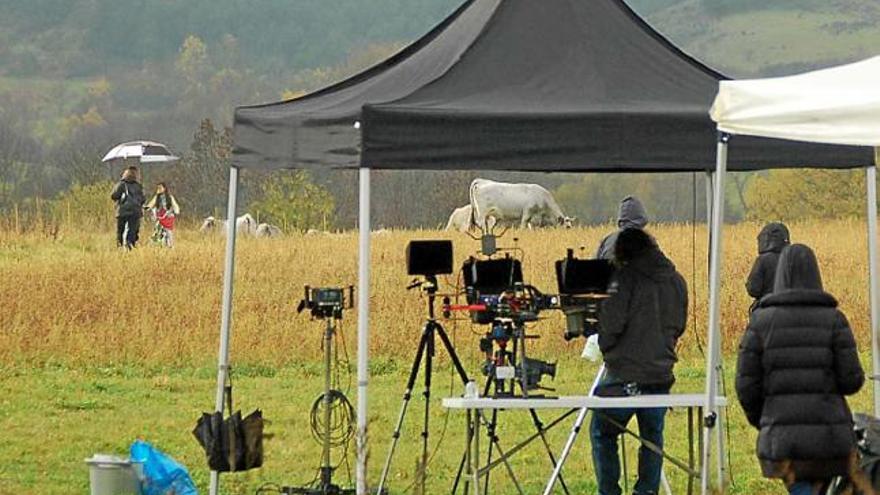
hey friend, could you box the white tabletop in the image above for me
[442,394,728,410]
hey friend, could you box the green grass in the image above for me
[1,353,875,494]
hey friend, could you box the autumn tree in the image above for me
[744,169,867,221]
[249,171,335,231]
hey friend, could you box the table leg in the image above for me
[688,407,695,495]
[473,408,481,495]
[462,409,473,495]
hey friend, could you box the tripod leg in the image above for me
[419,325,435,494]
[436,323,471,385]
[377,326,431,493]
[542,408,588,495]
[482,410,498,495]
[529,409,571,495]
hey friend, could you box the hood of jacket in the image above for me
[773,243,822,292]
[757,222,790,254]
[627,247,677,282]
[616,196,648,230]
[614,228,675,282]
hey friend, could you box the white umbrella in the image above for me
[102,140,180,164]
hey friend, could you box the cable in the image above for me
[309,390,355,448]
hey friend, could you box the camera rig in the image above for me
[297,286,354,320]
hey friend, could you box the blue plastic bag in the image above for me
[130,440,198,495]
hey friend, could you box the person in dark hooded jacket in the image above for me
[596,196,648,260]
[110,166,146,249]
[590,228,688,495]
[736,244,864,495]
[746,222,790,304]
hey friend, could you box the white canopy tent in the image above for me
[704,55,880,494]
[711,56,880,147]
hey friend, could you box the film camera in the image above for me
[297,286,354,319]
[554,250,614,340]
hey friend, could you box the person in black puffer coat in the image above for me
[736,243,864,495]
[746,222,790,306]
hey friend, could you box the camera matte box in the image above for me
[555,258,614,294]
[462,257,524,293]
[406,240,454,276]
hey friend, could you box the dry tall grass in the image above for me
[0,218,874,367]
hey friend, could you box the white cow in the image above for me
[469,178,574,230]
[255,223,283,238]
[445,205,476,232]
[199,213,258,236]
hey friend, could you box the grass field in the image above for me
[0,221,876,494]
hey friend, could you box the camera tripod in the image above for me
[284,300,355,495]
[452,318,571,495]
[377,275,475,493]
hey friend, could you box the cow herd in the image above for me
[197,179,573,236]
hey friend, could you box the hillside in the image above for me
[641,0,880,76]
[1,0,878,228]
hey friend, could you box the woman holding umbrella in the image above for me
[110,166,146,249]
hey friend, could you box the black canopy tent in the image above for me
[216,1,875,494]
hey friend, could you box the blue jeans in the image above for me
[788,481,813,495]
[590,382,669,495]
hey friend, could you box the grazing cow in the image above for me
[256,223,282,238]
[445,205,476,232]
[199,213,258,236]
[469,179,574,230]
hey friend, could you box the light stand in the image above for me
[285,287,355,495]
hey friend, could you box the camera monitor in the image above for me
[462,257,524,295]
[407,240,454,276]
[555,251,614,295]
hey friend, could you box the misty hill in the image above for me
[2,0,878,82]
[1,0,879,228]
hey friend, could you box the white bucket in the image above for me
[85,454,142,495]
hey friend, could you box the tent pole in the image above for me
[701,132,729,495]
[705,172,713,228]
[357,167,371,495]
[209,166,240,495]
[868,159,880,415]
[704,170,727,491]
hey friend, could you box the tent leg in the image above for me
[705,172,713,228]
[704,171,727,492]
[209,166,240,495]
[357,167,371,495]
[701,133,728,495]
[867,163,880,415]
